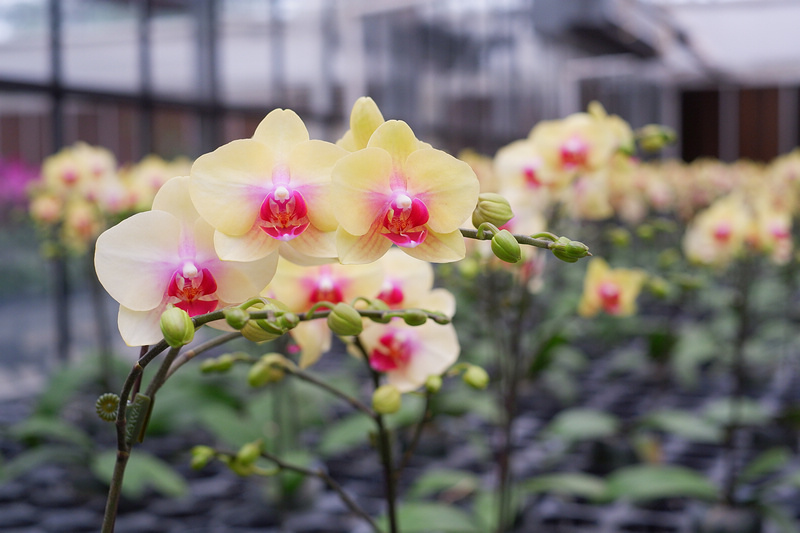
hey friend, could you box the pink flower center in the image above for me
[523,165,541,188]
[62,168,78,185]
[308,272,344,305]
[167,263,219,317]
[369,331,412,372]
[770,223,790,240]
[560,136,588,170]
[259,186,310,241]
[598,281,621,314]
[382,193,429,248]
[377,280,404,308]
[713,222,732,242]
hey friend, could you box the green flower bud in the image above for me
[241,300,289,342]
[458,257,480,280]
[402,309,428,326]
[463,365,490,390]
[200,358,218,373]
[236,440,262,467]
[160,306,195,348]
[657,248,681,269]
[214,353,235,372]
[247,354,286,387]
[190,445,215,470]
[327,302,364,336]
[646,276,671,299]
[637,124,677,152]
[429,312,451,325]
[636,224,655,240]
[223,307,250,330]
[551,236,590,263]
[372,384,402,414]
[366,298,392,324]
[472,193,514,229]
[425,375,443,394]
[491,229,522,263]
[607,227,631,248]
[278,312,300,330]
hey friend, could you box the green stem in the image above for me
[460,228,563,251]
[396,392,432,477]
[165,331,242,380]
[284,366,376,419]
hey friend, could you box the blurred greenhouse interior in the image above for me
[4,1,800,532]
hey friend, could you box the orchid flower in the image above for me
[359,320,460,393]
[331,120,479,264]
[95,176,277,346]
[265,257,384,368]
[578,258,646,318]
[190,109,346,263]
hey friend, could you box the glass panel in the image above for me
[62,0,138,91]
[0,0,50,82]
[150,3,197,100]
[219,0,270,107]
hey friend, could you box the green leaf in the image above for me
[472,489,523,532]
[9,416,93,449]
[377,502,480,533]
[431,385,501,422]
[740,447,792,484]
[0,445,87,481]
[196,403,264,449]
[639,410,723,443]
[604,465,718,503]
[703,398,770,427]
[92,450,188,499]
[276,450,313,496]
[407,469,481,500]
[759,503,799,533]
[318,414,374,457]
[521,472,607,500]
[671,325,718,389]
[544,408,620,442]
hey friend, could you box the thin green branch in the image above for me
[460,228,559,250]
[165,331,242,380]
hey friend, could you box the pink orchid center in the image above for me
[382,193,429,248]
[377,280,404,308]
[62,168,79,185]
[560,136,589,170]
[713,222,732,242]
[369,331,413,372]
[598,280,621,314]
[167,262,219,317]
[259,185,310,241]
[523,165,541,188]
[770,223,790,240]
[309,272,344,305]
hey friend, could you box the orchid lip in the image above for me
[369,330,412,372]
[167,267,219,317]
[259,186,310,241]
[381,193,429,248]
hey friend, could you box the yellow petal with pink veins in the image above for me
[401,228,465,263]
[252,108,310,156]
[404,149,479,233]
[331,148,392,235]
[214,227,281,262]
[367,120,422,167]
[95,210,182,311]
[191,139,275,235]
[336,225,393,265]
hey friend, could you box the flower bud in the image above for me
[458,257,480,280]
[372,384,402,414]
[278,312,300,330]
[429,312,451,325]
[248,354,286,387]
[402,309,428,326]
[241,300,289,342]
[637,124,677,152]
[463,365,490,390]
[327,303,364,336]
[366,298,392,324]
[472,193,514,229]
[223,307,250,330]
[646,276,671,299]
[191,445,215,470]
[607,227,631,248]
[160,306,195,348]
[636,224,655,240]
[491,229,522,263]
[215,353,236,372]
[236,440,262,467]
[551,236,590,263]
[425,375,442,394]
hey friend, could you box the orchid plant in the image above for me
[91,97,590,533]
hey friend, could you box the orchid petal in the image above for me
[214,228,280,262]
[405,149,479,233]
[336,225,393,265]
[212,251,278,304]
[118,305,164,346]
[284,225,338,260]
[95,211,181,311]
[190,139,274,236]
[252,109,309,156]
[288,140,346,231]
[367,120,421,167]
[291,320,332,369]
[401,228,465,263]
[151,176,198,223]
[331,148,392,235]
